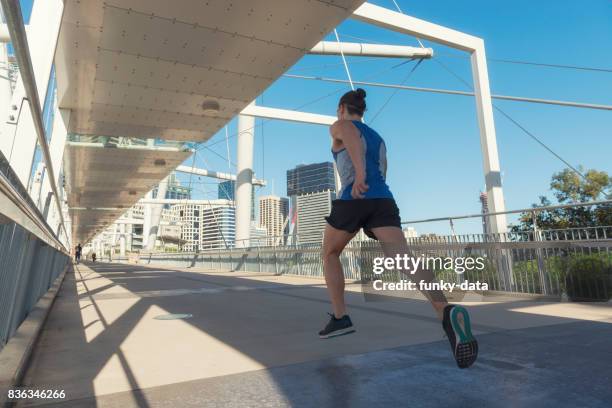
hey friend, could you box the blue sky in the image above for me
[20,0,611,234]
[183,0,611,234]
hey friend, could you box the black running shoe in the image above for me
[442,304,478,368]
[319,313,355,338]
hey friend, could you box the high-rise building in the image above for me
[250,222,268,247]
[152,172,191,209]
[201,203,235,250]
[287,162,337,246]
[218,180,235,200]
[218,180,255,221]
[296,190,334,245]
[259,195,289,244]
[403,227,418,240]
[287,162,336,196]
[171,200,235,251]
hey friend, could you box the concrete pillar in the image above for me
[235,104,255,248]
[142,190,152,248]
[145,176,169,251]
[119,223,126,256]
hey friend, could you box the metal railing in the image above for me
[0,156,70,351]
[123,227,612,298]
[0,158,70,350]
[125,200,612,300]
[0,220,69,351]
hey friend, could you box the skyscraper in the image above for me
[259,195,289,244]
[152,172,191,209]
[218,180,235,200]
[287,162,336,196]
[287,162,337,246]
[217,180,255,221]
[171,200,235,251]
[296,190,334,245]
[201,203,235,249]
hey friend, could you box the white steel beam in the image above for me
[240,105,336,126]
[1,0,64,186]
[353,3,480,51]
[137,199,234,205]
[175,165,266,186]
[352,2,508,233]
[309,41,432,58]
[1,0,68,244]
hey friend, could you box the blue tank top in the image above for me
[332,121,393,200]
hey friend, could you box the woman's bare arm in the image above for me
[330,120,369,198]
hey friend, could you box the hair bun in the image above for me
[355,88,366,99]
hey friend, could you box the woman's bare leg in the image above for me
[322,224,357,318]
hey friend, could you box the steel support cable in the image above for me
[432,57,611,198]
[333,29,355,90]
[436,53,612,74]
[195,59,409,159]
[331,34,611,75]
[390,0,425,48]
[281,74,612,111]
[369,57,423,124]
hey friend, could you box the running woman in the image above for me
[319,88,478,368]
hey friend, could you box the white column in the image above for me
[471,42,507,233]
[142,191,152,249]
[145,176,169,251]
[119,223,126,256]
[2,0,64,185]
[235,104,255,248]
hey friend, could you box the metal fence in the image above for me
[1,150,69,352]
[131,227,612,300]
[0,220,69,351]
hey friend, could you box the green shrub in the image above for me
[565,254,612,301]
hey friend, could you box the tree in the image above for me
[511,167,612,232]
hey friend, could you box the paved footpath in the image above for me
[16,262,612,407]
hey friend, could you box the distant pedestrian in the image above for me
[75,243,82,264]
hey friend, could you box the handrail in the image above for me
[1,0,67,248]
[401,199,612,225]
[0,169,66,252]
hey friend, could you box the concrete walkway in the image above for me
[17,262,612,407]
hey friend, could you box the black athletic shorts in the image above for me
[325,198,401,240]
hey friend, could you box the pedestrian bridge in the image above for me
[1,0,611,406]
[12,261,612,407]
